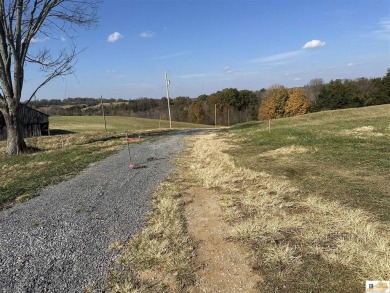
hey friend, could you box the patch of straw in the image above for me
[341,126,385,138]
[259,145,314,157]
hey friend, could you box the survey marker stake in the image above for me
[126,135,135,169]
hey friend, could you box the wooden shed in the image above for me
[0,104,49,140]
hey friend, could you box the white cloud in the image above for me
[60,36,66,42]
[302,40,326,49]
[155,51,188,60]
[107,32,123,43]
[347,62,355,67]
[140,31,155,38]
[294,77,301,81]
[31,37,50,43]
[379,20,390,29]
[373,20,390,40]
[251,50,303,63]
[251,40,325,65]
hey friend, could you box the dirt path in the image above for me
[185,187,261,292]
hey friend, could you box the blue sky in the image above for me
[23,0,390,100]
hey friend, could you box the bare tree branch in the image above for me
[0,0,101,102]
[24,45,77,104]
[0,0,101,155]
[25,60,74,105]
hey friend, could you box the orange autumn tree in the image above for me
[189,99,206,124]
[285,88,310,116]
[258,86,311,120]
[258,85,289,120]
[259,85,288,120]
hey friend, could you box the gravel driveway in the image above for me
[0,131,199,292]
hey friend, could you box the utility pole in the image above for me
[227,107,230,126]
[101,95,107,133]
[165,71,172,129]
[215,103,217,128]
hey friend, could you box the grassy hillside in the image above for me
[169,104,389,292]
[227,104,389,221]
[50,115,209,133]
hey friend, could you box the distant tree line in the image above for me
[31,69,390,125]
[310,69,390,111]
[32,90,265,125]
[258,69,390,120]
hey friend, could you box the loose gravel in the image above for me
[0,132,199,293]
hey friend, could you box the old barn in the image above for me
[0,104,49,140]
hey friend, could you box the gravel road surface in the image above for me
[0,131,200,292]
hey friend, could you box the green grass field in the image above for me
[50,115,209,133]
[180,104,389,292]
[227,104,390,221]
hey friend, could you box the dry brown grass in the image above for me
[0,131,125,158]
[106,180,197,292]
[341,125,386,138]
[184,133,390,291]
[258,145,315,157]
[1,132,124,183]
[0,160,50,185]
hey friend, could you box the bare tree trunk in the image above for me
[1,103,26,155]
[0,0,101,156]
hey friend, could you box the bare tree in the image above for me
[0,0,101,155]
[304,78,324,103]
